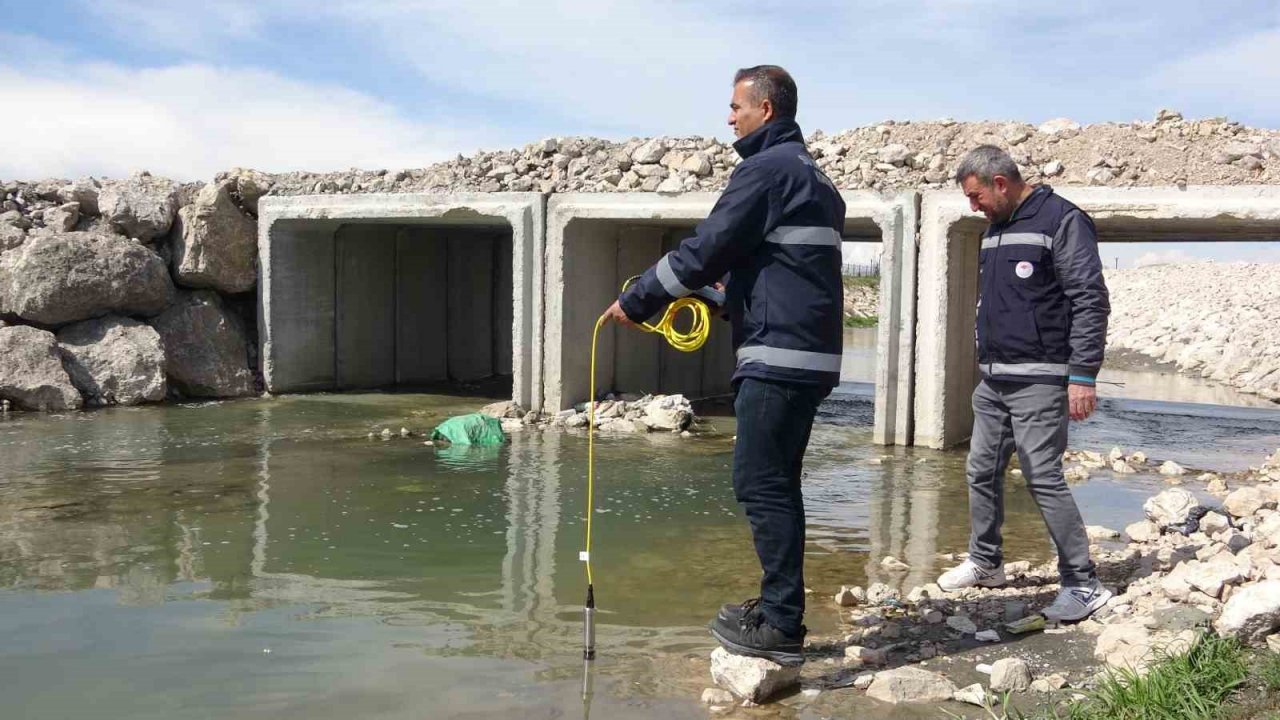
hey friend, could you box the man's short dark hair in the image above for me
[733,65,797,120]
[955,145,1023,185]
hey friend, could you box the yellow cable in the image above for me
[584,286,714,589]
[586,314,603,587]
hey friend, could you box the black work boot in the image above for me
[717,597,760,624]
[709,602,805,666]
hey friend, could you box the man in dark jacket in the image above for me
[602,65,843,665]
[936,145,1113,622]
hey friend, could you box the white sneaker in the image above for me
[937,559,1007,592]
[1042,580,1112,622]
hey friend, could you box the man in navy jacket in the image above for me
[602,65,843,665]
[936,145,1113,622]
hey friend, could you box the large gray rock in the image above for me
[220,168,273,215]
[1161,552,1249,600]
[866,667,957,704]
[0,232,174,325]
[98,172,178,241]
[0,210,30,230]
[1126,519,1162,543]
[1224,485,1279,519]
[151,290,254,398]
[1144,488,1204,529]
[642,394,693,431]
[171,181,258,293]
[1216,580,1280,644]
[1094,620,1200,673]
[708,647,799,703]
[57,315,165,406]
[0,325,83,411]
[0,224,24,252]
[989,657,1033,692]
[57,177,101,216]
[43,202,80,233]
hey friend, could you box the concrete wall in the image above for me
[545,211,738,409]
[544,192,920,447]
[914,185,1280,449]
[335,224,398,388]
[852,192,919,446]
[258,194,544,409]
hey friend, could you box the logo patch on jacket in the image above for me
[1015,261,1035,279]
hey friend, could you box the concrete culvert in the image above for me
[257,193,544,408]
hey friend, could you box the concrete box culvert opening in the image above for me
[257,194,545,408]
[914,185,1280,449]
[544,192,919,445]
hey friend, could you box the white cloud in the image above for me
[324,0,772,136]
[59,0,1280,141]
[1150,26,1280,123]
[0,61,500,181]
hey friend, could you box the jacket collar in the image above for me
[998,184,1054,227]
[733,118,805,160]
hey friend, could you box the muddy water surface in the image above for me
[2,367,1279,718]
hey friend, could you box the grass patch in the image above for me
[960,635,1253,720]
[842,274,879,290]
[843,314,878,328]
[1075,634,1248,720]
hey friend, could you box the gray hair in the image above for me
[954,144,1023,185]
[733,65,798,120]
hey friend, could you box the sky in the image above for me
[3,0,1280,266]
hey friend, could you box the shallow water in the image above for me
[2,370,1280,717]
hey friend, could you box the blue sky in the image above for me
[3,0,1279,265]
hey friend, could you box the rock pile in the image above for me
[0,172,258,409]
[1106,262,1280,402]
[481,394,700,436]
[843,280,878,322]
[258,110,1280,196]
[737,447,1280,709]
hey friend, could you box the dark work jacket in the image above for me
[619,119,846,387]
[977,185,1110,386]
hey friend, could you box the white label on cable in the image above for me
[579,551,590,562]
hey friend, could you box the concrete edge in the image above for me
[257,192,547,408]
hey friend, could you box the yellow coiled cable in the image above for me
[583,282,713,588]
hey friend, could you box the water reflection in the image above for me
[1099,365,1280,409]
[2,392,1280,718]
[840,327,877,383]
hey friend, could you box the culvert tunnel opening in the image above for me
[556,215,890,417]
[267,218,515,397]
[559,217,738,412]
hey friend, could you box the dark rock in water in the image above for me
[57,315,165,406]
[151,290,254,398]
[0,325,82,411]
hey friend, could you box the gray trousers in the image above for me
[966,379,1096,586]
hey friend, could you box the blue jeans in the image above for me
[732,377,829,635]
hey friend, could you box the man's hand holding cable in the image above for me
[1068,383,1096,421]
[601,300,637,328]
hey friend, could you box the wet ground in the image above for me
[2,339,1280,718]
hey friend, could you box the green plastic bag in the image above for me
[431,413,507,446]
